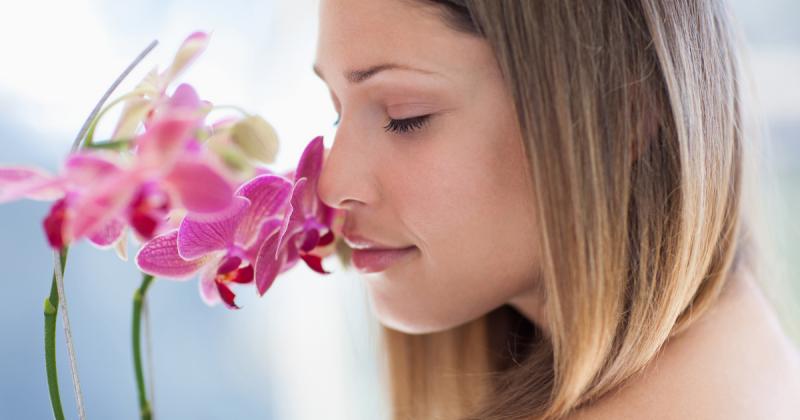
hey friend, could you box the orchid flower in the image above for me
[252,135,340,294]
[110,31,210,142]
[68,83,235,244]
[0,83,235,253]
[136,174,296,309]
[135,136,342,308]
[0,152,143,250]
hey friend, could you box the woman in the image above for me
[313,0,800,418]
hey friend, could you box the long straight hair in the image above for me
[378,1,792,419]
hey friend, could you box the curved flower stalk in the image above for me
[37,39,162,420]
[0,32,231,420]
[109,31,280,181]
[0,28,351,420]
[102,31,211,146]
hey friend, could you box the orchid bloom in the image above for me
[0,152,142,250]
[111,31,210,141]
[252,135,339,295]
[67,83,234,244]
[136,174,296,309]
[135,136,342,308]
[0,83,235,253]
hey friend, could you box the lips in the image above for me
[350,246,417,273]
[342,231,405,251]
[341,231,416,273]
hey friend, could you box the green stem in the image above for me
[83,90,152,147]
[133,274,155,420]
[83,138,134,151]
[71,39,158,151]
[41,39,159,420]
[44,247,68,420]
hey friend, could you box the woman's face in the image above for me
[315,0,543,334]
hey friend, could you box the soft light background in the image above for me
[0,1,797,419]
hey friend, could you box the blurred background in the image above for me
[0,0,797,419]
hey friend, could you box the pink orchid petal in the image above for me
[288,176,312,227]
[87,217,125,249]
[299,228,320,253]
[162,31,209,86]
[319,201,339,228]
[294,136,324,216]
[284,238,301,270]
[0,166,63,203]
[243,216,283,263]
[254,230,289,295]
[63,152,123,186]
[275,178,311,257]
[168,83,201,110]
[233,174,293,247]
[135,230,208,279]
[217,255,242,274]
[68,171,139,241]
[0,166,50,183]
[165,158,234,213]
[198,265,221,306]
[177,196,249,259]
[136,113,200,171]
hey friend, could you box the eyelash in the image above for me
[332,114,432,134]
[383,115,431,134]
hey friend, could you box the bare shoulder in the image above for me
[569,272,800,420]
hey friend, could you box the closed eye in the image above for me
[383,115,431,134]
[332,114,432,135]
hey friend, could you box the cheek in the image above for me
[365,115,540,334]
[399,106,536,275]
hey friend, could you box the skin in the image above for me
[314,0,546,335]
[313,0,800,416]
[568,272,800,419]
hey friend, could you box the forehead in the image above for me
[314,0,480,84]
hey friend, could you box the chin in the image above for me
[378,318,443,335]
[364,271,488,335]
[369,296,467,335]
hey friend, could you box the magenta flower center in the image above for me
[215,255,253,285]
[43,197,70,249]
[129,183,171,239]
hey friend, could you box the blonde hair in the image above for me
[377,1,797,419]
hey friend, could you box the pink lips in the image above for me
[342,232,416,273]
[350,246,416,273]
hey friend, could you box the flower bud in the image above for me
[230,115,279,164]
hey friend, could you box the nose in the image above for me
[316,128,378,211]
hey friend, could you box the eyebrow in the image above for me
[312,62,438,84]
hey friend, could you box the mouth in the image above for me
[350,245,417,274]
